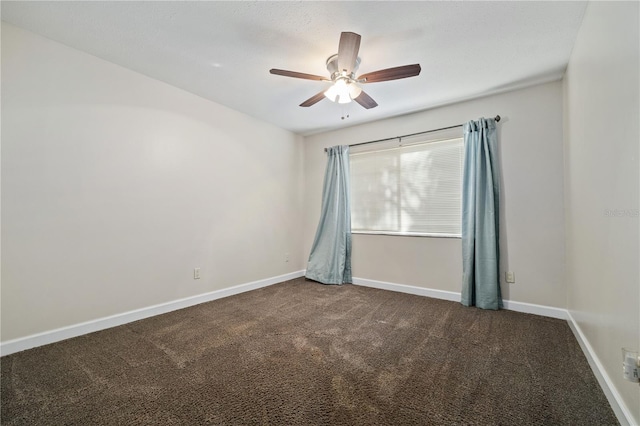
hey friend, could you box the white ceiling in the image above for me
[1,1,587,135]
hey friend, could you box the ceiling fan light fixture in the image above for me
[324,79,361,104]
[324,79,347,102]
[348,82,362,100]
[323,84,338,103]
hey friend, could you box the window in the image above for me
[350,136,463,237]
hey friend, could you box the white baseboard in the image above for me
[566,311,636,426]
[0,270,305,357]
[352,277,461,302]
[352,277,566,319]
[501,299,567,320]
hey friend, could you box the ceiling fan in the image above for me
[269,32,421,109]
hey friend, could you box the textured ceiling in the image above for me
[1,1,587,135]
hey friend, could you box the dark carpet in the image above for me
[1,278,618,425]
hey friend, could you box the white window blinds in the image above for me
[350,137,463,237]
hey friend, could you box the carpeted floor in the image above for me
[1,278,618,425]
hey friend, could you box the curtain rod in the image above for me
[324,115,501,152]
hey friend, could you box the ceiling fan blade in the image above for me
[299,90,327,107]
[358,64,421,83]
[354,90,378,109]
[337,32,361,74]
[270,69,329,81]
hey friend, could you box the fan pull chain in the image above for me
[341,104,351,121]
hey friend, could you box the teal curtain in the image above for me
[306,145,352,285]
[461,118,502,310]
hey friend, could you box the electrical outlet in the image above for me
[194,268,201,280]
[506,271,515,283]
[285,253,290,263]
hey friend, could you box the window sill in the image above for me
[352,231,461,239]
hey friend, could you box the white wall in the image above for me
[563,2,640,424]
[1,23,305,342]
[304,81,566,308]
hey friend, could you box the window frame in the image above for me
[349,135,464,239]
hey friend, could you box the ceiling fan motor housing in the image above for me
[326,54,361,82]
